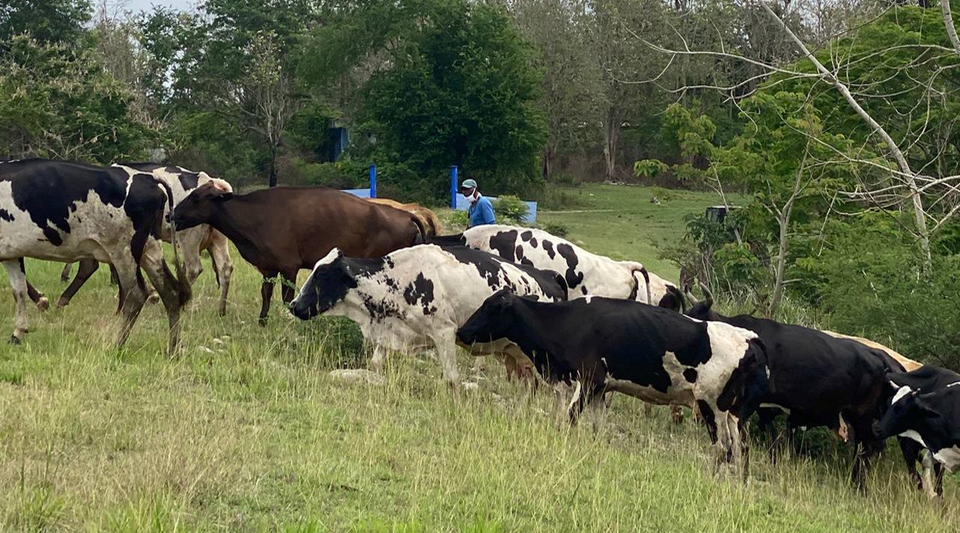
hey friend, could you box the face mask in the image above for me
[465,189,478,202]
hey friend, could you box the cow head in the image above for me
[457,289,519,346]
[875,386,934,440]
[172,181,233,230]
[290,248,357,320]
[684,283,720,321]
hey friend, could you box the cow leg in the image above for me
[113,255,148,349]
[23,274,48,314]
[932,456,945,499]
[4,260,30,343]
[370,343,387,373]
[565,378,601,426]
[207,233,233,317]
[758,409,783,462]
[670,405,685,425]
[140,239,184,355]
[711,409,736,473]
[737,415,750,483]
[279,271,298,305]
[848,419,882,492]
[898,437,924,490]
[57,259,99,309]
[432,330,460,388]
[258,274,277,326]
[60,262,73,282]
[918,450,943,500]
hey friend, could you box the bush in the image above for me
[288,158,365,189]
[802,217,960,371]
[540,222,568,238]
[493,195,529,225]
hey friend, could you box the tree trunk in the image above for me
[602,109,620,181]
[763,3,933,273]
[542,144,553,182]
[268,144,278,188]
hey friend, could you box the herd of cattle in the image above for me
[1,158,959,500]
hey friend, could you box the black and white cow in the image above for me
[456,292,769,478]
[289,244,567,385]
[877,380,960,499]
[40,163,234,316]
[0,159,191,353]
[884,365,960,498]
[685,296,903,490]
[431,225,684,310]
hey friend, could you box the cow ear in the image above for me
[913,397,940,419]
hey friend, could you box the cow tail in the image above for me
[670,284,687,312]
[152,177,192,307]
[410,214,427,245]
[630,265,652,305]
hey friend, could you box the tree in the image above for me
[0,34,152,162]
[304,0,547,199]
[0,0,91,49]
[511,0,602,181]
[145,0,315,186]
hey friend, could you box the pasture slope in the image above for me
[0,184,956,532]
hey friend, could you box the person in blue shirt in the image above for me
[461,178,495,227]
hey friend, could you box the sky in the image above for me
[121,0,198,14]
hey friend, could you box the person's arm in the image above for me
[480,198,496,224]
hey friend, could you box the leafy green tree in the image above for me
[303,0,547,200]
[0,34,151,163]
[0,0,91,49]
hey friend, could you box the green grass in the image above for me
[537,184,740,279]
[0,184,957,531]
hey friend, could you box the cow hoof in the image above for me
[147,292,160,304]
[36,297,50,312]
[258,317,268,327]
[9,335,21,345]
[56,298,70,309]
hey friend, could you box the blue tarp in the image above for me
[343,188,372,198]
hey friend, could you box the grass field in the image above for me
[0,184,957,532]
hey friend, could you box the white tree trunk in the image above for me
[762,3,933,272]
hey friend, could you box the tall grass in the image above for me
[0,186,957,531]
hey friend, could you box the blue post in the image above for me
[369,164,377,198]
[450,165,459,209]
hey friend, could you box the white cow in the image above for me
[432,225,684,310]
[47,163,234,316]
[289,244,567,385]
[0,159,190,352]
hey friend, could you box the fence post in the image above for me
[450,165,458,209]
[369,164,377,198]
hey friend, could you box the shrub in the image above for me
[541,222,568,238]
[493,195,529,225]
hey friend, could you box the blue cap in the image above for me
[461,179,478,190]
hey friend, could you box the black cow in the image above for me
[685,297,903,490]
[877,382,960,499]
[457,291,769,479]
[0,159,190,353]
[885,365,960,498]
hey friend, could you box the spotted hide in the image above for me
[457,292,769,479]
[0,159,190,353]
[431,225,684,310]
[884,366,960,499]
[43,163,234,316]
[686,297,904,491]
[877,380,960,499]
[289,245,567,385]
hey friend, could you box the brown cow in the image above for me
[822,330,923,371]
[172,183,426,324]
[366,198,442,236]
